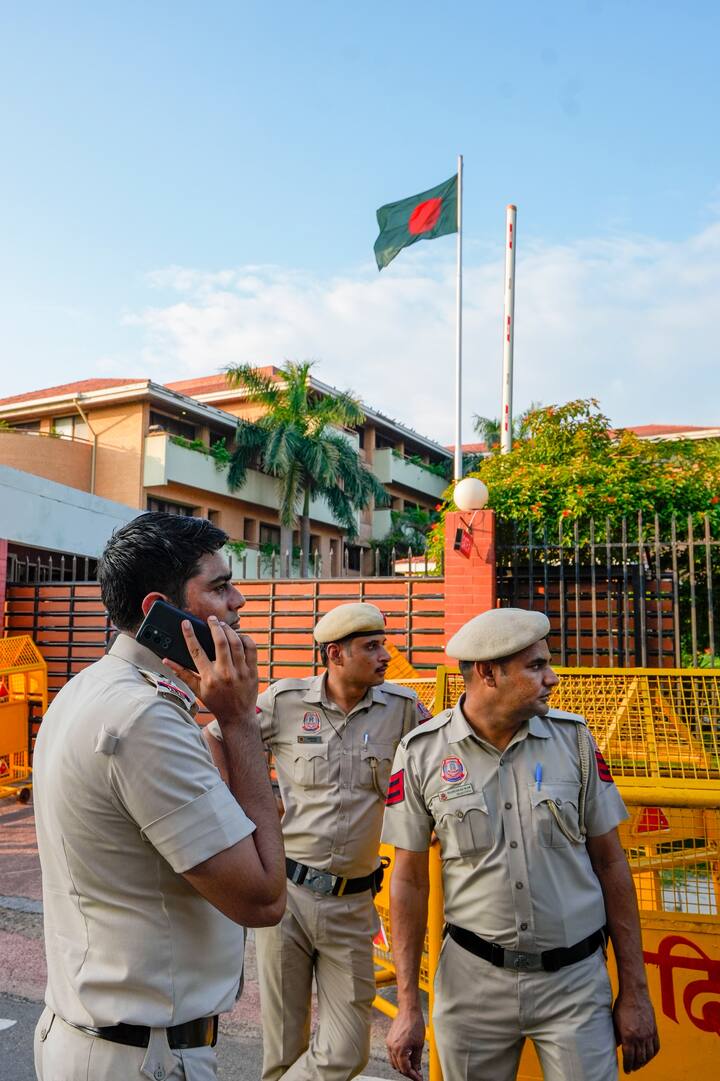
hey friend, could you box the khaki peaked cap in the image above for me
[446,607,551,661]
[313,602,386,644]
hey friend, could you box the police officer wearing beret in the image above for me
[206,602,429,1081]
[382,608,659,1081]
[33,513,286,1081]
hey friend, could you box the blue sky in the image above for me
[2,1,719,443]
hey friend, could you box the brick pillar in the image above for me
[0,538,8,635]
[443,510,496,659]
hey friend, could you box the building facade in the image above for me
[0,370,451,577]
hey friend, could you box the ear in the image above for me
[477,661,497,687]
[140,592,167,617]
[326,642,344,667]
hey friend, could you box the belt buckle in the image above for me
[506,949,542,972]
[304,869,336,895]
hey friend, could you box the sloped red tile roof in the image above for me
[0,378,143,407]
[622,424,717,437]
[166,366,279,397]
[445,442,490,454]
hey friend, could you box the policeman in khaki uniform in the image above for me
[32,513,286,1081]
[382,608,659,1081]
[206,602,429,1081]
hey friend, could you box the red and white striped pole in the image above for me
[500,204,517,454]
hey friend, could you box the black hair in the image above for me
[98,512,228,631]
[459,654,513,683]
[319,636,358,668]
[459,659,476,682]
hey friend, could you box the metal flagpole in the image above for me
[501,203,517,454]
[454,154,463,481]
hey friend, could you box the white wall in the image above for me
[0,465,137,556]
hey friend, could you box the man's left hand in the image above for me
[613,989,660,1073]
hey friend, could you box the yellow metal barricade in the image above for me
[0,635,48,801]
[377,666,720,1081]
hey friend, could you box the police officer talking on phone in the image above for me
[32,512,286,1081]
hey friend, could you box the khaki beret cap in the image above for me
[314,602,386,644]
[446,608,550,661]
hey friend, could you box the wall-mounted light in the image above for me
[452,478,489,559]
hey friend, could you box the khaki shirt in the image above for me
[208,673,422,878]
[33,634,254,1029]
[381,697,628,951]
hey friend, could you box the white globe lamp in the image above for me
[453,477,489,513]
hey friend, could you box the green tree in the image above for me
[371,506,440,574]
[225,361,389,577]
[430,398,720,555]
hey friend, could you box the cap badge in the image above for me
[441,755,467,784]
[302,711,322,733]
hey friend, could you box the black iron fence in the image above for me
[495,513,719,668]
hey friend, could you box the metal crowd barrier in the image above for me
[376,667,720,1081]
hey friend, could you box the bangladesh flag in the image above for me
[374,173,458,270]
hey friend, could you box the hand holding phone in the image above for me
[136,599,216,673]
[137,600,259,727]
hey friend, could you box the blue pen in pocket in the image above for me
[535,763,543,791]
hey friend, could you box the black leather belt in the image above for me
[447,924,607,973]
[286,857,384,897]
[66,1014,218,1049]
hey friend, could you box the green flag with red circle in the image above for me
[374,173,458,270]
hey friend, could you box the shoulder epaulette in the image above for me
[137,669,195,714]
[402,708,452,746]
[270,678,315,695]
[381,681,417,701]
[546,708,587,725]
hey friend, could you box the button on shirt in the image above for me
[33,634,255,1029]
[208,674,419,878]
[381,697,628,951]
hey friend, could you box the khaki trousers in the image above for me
[433,936,618,1081]
[255,880,379,1081]
[34,1007,217,1081]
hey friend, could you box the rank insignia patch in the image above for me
[594,747,613,783]
[302,711,321,733]
[416,701,433,722]
[386,769,405,806]
[441,755,467,784]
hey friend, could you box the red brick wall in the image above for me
[443,510,496,657]
[5,577,446,698]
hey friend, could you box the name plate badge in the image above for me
[438,782,474,801]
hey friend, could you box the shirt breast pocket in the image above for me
[359,742,396,796]
[529,781,583,847]
[293,742,330,788]
[434,792,493,859]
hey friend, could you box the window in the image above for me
[243,518,256,542]
[208,428,230,449]
[346,545,362,572]
[207,510,220,526]
[355,427,365,449]
[375,433,396,450]
[11,420,40,432]
[146,497,197,516]
[52,415,88,440]
[259,523,281,550]
[149,410,197,440]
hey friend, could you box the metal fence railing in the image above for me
[495,513,719,668]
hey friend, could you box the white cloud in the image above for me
[127,222,720,445]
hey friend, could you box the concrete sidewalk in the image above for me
[0,798,403,1080]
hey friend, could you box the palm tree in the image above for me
[473,402,542,450]
[225,362,390,577]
